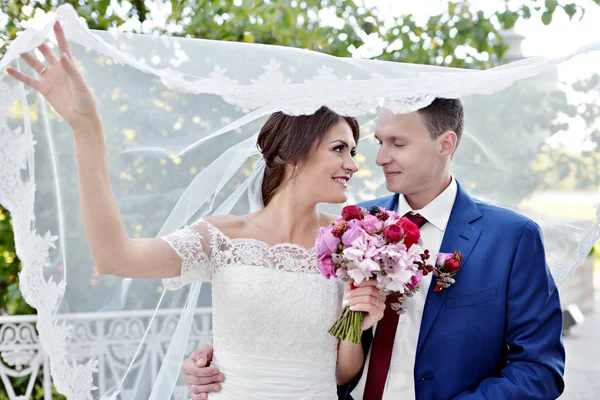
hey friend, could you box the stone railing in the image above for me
[0,308,213,399]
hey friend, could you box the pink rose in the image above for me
[342,219,362,247]
[436,252,452,267]
[316,226,340,259]
[362,214,384,233]
[317,256,337,279]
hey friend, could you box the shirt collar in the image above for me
[396,177,458,232]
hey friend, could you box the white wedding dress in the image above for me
[161,220,344,399]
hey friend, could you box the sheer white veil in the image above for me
[247,157,267,213]
[0,4,599,399]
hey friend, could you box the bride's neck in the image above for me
[258,188,321,239]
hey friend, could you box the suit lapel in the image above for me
[416,183,482,356]
[380,193,399,212]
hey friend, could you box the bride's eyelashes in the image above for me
[332,144,357,157]
[332,144,345,153]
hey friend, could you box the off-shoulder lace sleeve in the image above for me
[160,224,212,290]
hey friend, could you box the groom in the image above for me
[182,99,565,400]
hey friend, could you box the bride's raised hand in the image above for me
[6,21,99,131]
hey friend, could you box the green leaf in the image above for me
[498,10,519,29]
[283,8,295,27]
[427,14,443,31]
[541,10,553,25]
[361,21,376,35]
[448,1,457,15]
[97,0,111,16]
[545,0,558,13]
[7,282,21,303]
[563,3,578,19]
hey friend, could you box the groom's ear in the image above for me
[438,130,458,158]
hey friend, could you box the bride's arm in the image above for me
[335,281,385,385]
[7,22,190,279]
[71,117,185,278]
[336,341,365,385]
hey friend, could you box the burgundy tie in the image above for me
[363,212,427,400]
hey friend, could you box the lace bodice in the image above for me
[161,220,344,367]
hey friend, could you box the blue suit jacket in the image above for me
[339,182,565,400]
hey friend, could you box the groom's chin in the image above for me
[384,179,401,194]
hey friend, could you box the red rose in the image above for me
[383,224,404,243]
[434,284,442,293]
[342,205,364,221]
[445,258,461,273]
[397,217,421,248]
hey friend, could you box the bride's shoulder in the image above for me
[199,214,248,237]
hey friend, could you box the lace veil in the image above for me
[0,4,599,399]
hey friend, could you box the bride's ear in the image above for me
[286,161,298,175]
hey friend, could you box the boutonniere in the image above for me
[433,251,463,292]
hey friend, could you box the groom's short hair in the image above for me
[418,98,464,146]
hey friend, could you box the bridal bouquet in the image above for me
[316,205,433,344]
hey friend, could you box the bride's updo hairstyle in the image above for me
[257,106,359,206]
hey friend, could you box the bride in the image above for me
[7,21,386,399]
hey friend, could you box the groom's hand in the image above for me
[343,280,386,331]
[182,344,225,400]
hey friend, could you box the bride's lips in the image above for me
[332,176,350,188]
[384,171,401,177]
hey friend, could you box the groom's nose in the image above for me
[375,146,390,166]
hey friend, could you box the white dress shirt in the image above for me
[352,178,458,400]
